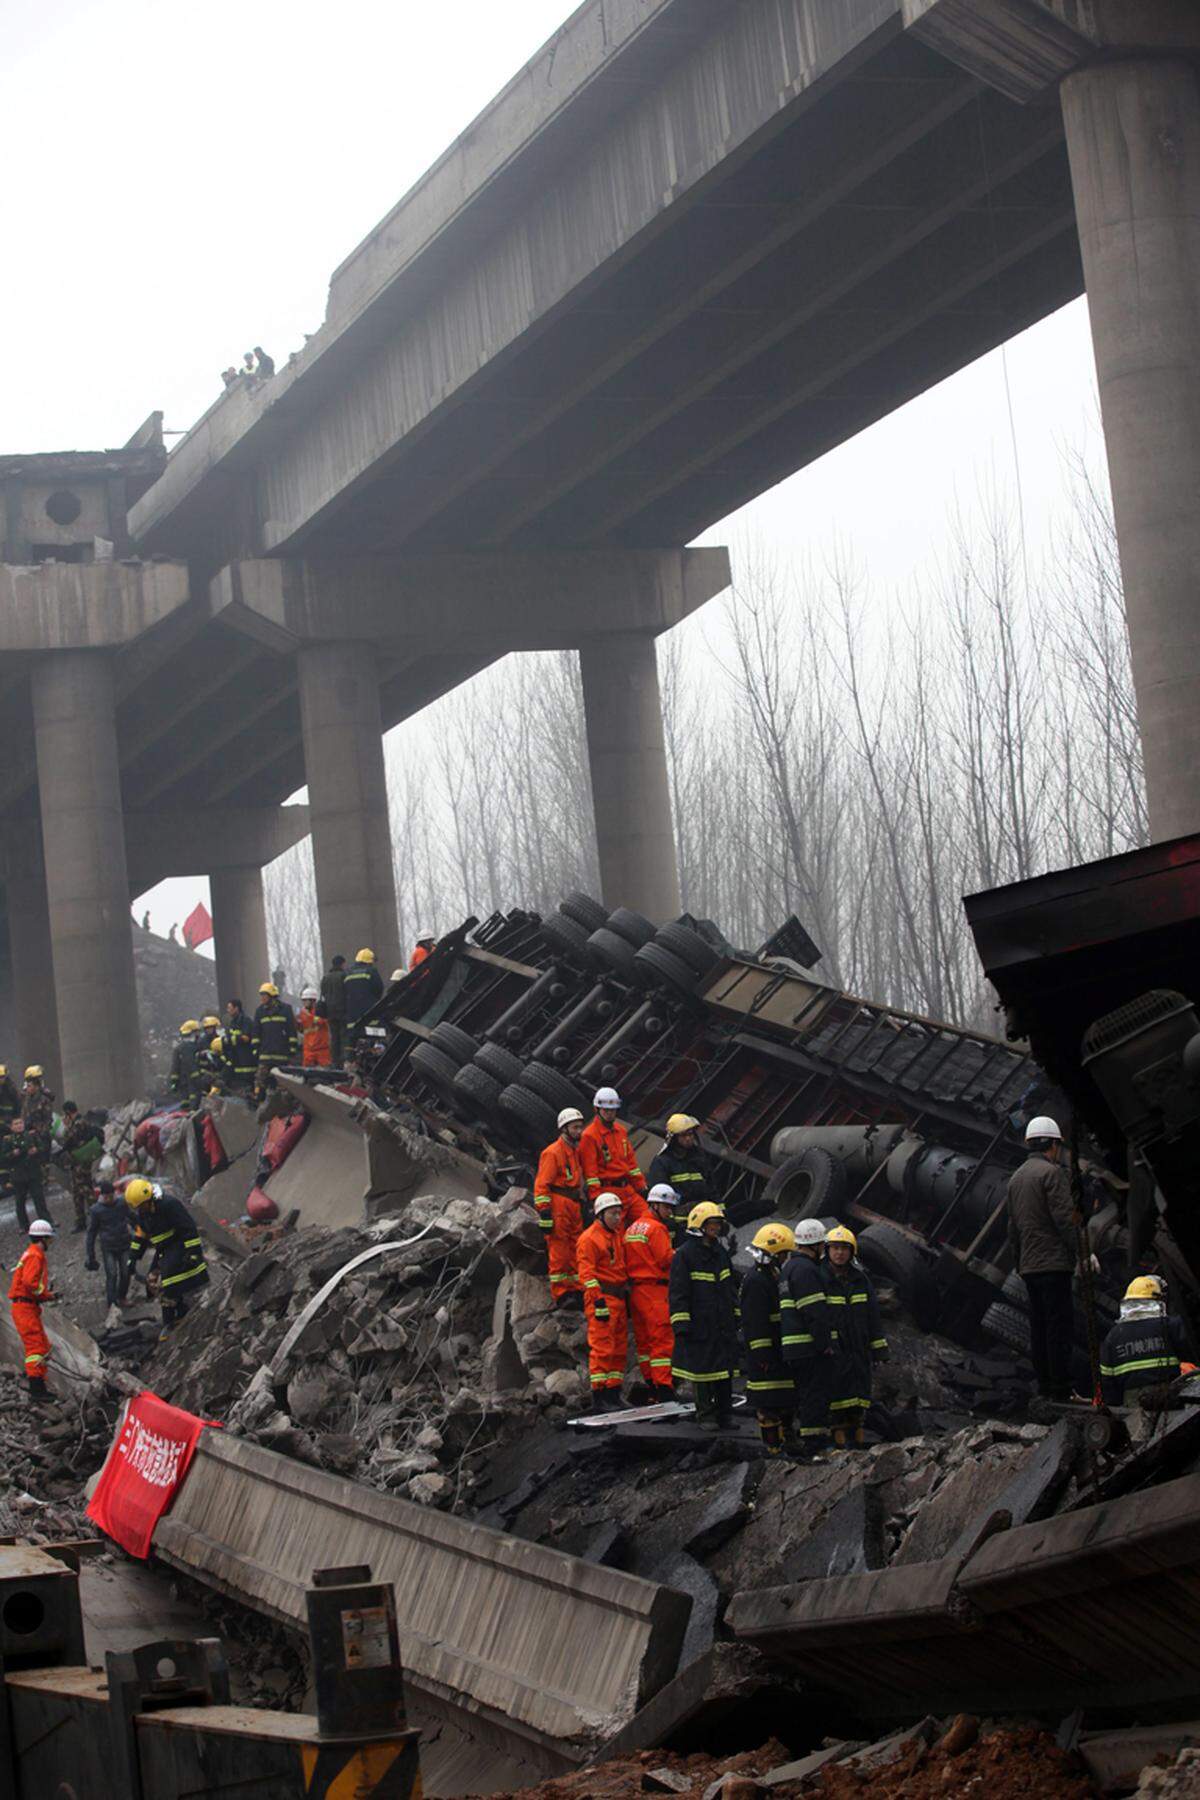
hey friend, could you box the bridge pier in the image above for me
[31,652,143,1107]
[1061,55,1200,842]
[209,867,271,1008]
[579,633,681,920]
[296,642,400,974]
[5,860,63,1098]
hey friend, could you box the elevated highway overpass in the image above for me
[3,0,1198,1102]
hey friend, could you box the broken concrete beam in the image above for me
[150,1428,691,1778]
[1078,1721,1200,1793]
[788,1485,885,1582]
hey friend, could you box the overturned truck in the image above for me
[344,894,1135,1379]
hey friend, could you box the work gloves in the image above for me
[85,1259,98,1272]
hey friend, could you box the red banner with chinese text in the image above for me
[86,1391,212,1558]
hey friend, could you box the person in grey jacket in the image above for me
[1007,1115,1080,1402]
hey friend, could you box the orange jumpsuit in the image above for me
[8,1242,50,1379]
[409,944,432,970]
[576,1219,629,1396]
[534,1134,585,1302]
[580,1116,649,1227]
[625,1213,674,1391]
[298,1006,331,1067]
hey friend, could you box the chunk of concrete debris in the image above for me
[937,1714,980,1758]
[642,1770,692,1794]
[543,1368,588,1406]
[702,1776,763,1800]
[408,1471,452,1507]
[788,1484,885,1580]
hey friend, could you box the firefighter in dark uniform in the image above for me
[668,1201,739,1432]
[21,1068,55,1193]
[740,1222,797,1455]
[780,1218,833,1460]
[124,1178,209,1335]
[59,1101,103,1232]
[169,1022,205,1109]
[824,1225,888,1449]
[0,1064,20,1125]
[221,999,258,1090]
[0,1117,48,1231]
[343,949,384,1045]
[1101,1276,1190,1405]
[251,983,299,1092]
[649,1113,715,1245]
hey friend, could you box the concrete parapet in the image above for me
[0,559,188,653]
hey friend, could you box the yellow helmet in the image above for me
[1125,1275,1164,1301]
[259,981,279,998]
[752,1222,796,1256]
[666,1113,700,1137]
[0,1065,6,1078]
[687,1201,725,1231]
[826,1225,858,1252]
[201,1015,221,1030]
[124,1178,155,1209]
[356,948,376,964]
[24,1065,43,1080]
[180,1020,200,1036]
[210,1036,223,1055]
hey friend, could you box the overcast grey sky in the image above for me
[5,0,1105,946]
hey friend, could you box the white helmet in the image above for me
[301,987,318,1001]
[557,1107,584,1130]
[389,969,405,982]
[794,1219,826,1247]
[593,1191,623,1215]
[29,1219,55,1238]
[1025,1115,1062,1143]
[593,1086,620,1110]
[648,1183,677,1208]
[416,931,436,944]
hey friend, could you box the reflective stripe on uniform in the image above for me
[672,1366,731,1382]
[1100,1356,1178,1377]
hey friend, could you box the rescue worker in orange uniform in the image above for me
[625,1183,676,1395]
[409,932,436,970]
[580,1087,648,1227]
[534,1107,587,1306]
[8,1218,56,1403]
[297,988,332,1067]
[576,1192,630,1412]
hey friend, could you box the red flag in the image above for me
[182,901,213,950]
[87,1391,213,1558]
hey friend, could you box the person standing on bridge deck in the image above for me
[9,1218,56,1404]
[125,1179,209,1337]
[780,1219,833,1461]
[169,1021,204,1110]
[625,1184,676,1395]
[669,1202,738,1432]
[320,956,348,1067]
[0,1116,46,1231]
[577,1192,631,1412]
[534,1107,587,1306]
[1006,1116,1083,1404]
[85,1180,132,1310]
[824,1225,888,1450]
[1101,1276,1189,1407]
[648,1113,714,1245]
[581,1087,649,1228]
[251,983,299,1093]
[741,1222,797,1457]
[59,1100,103,1233]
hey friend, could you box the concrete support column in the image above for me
[31,652,142,1105]
[210,866,270,1008]
[579,632,680,920]
[296,641,400,971]
[1061,57,1200,842]
[6,872,63,1097]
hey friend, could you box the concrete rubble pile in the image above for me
[0,1366,116,1537]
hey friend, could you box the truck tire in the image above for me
[540,913,590,962]
[429,1022,479,1066]
[451,1062,503,1120]
[981,1300,1032,1358]
[1002,1272,1029,1310]
[411,1042,461,1100]
[498,1082,558,1149]
[475,1043,524,1085]
[857,1224,940,1331]
[633,942,700,994]
[606,908,657,949]
[654,921,719,976]
[559,892,608,933]
[520,1061,585,1114]
[587,927,639,982]
[762,1149,847,1223]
